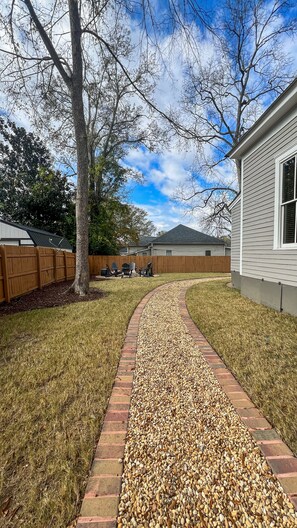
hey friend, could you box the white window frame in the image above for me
[166,250,172,256]
[274,145,297,250]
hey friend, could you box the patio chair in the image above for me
[111,262,119,276]
[144,262,153,277]
[121,262,132,278]
[105,264,113,277]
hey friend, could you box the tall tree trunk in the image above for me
[68,0,89,295]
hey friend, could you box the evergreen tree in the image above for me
[0,117,75,240]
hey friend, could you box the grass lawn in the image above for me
[0,273,226,528]
[186,280,297,456]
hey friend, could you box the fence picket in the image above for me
[0,248,230,305]
[0,246,10,303]
[36,247,42,289]
[88,255,230,276]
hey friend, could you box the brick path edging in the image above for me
[77,279,297,527]
[76,289,156,528]
[178,286,297,511]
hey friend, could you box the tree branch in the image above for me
[23,0,72,86]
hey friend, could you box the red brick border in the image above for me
[76,291,156,527]
[179,287,297,511]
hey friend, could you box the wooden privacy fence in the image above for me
[0,245,75,304]
[0,249,230,305]
[89,255,231,276]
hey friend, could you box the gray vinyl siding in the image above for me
[0,222,31,240]
[152,244,225,256]
[0,222,33,246]
[231,200,240,272]
[242,115,297,286]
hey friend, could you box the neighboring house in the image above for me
[121,224,227,256]
[120,236,155,256]
[229,77,297,315]
[220,236,231,256]
[0,218,73,251]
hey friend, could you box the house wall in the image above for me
[233,113,297,315]
[0,222,33,246]
[242,115,297,286]
[151,244,225,256]
[231,199,241,273]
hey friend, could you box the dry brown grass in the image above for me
[0,273,227,528]
[186,280,297,455]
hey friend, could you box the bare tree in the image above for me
[31,14,161,229]
[0,1,167,293]
[34,15,161,172]
[0,0,93,294]
[176,0,296,230]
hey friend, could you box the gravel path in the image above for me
[117,280,297,528]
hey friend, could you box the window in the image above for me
[281,154,297,245]
[166,250,172,256]
[205,250,211,256]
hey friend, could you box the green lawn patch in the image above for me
[186,280,297,456]
[0,273,226,527]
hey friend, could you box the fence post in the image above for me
[0,246,10,303]
[53,249,58,282]
[64,251,68,281]
[36,247,42,289]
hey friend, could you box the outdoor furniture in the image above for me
[144,262,153,277]
[105,264,113,277]
[121,262,132,278]
[111,262,119,276]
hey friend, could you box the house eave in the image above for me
[228,78,297,160]
[152,242,225,246]
[229,193,241,211]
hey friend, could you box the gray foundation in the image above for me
[231,271,241,289]
[235,274,297,316]
[282,285,297,316]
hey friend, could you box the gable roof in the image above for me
[0,218,72,251]
[228,77,297,160]
[152,224,225,245]
[136,236,156,247]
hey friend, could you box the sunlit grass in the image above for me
[0,273,227,528]
[186,280,297,455]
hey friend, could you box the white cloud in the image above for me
[133,199,205,232]
[125,143,199,198]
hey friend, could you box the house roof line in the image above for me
[227,77,297,159]
[149,224,225,246]
[0,218,72,251]
[0,217,57,235]
[229,193,241,211]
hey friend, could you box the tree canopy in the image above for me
[0,117,75,241]
[89,154,155,254]
[0,117,155,254]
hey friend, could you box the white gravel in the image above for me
[117,280,297,527]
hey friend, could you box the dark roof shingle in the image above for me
[0,218,72,250]
[152,224,224,245]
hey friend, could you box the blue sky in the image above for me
[123,144,200,232]
[1,0,296,235]
[121,0,297,233]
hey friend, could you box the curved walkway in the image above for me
[77,279,297,528]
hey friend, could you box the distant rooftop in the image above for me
[152,224,225,245]
[136,236,156,247]
[0,218,72,251]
